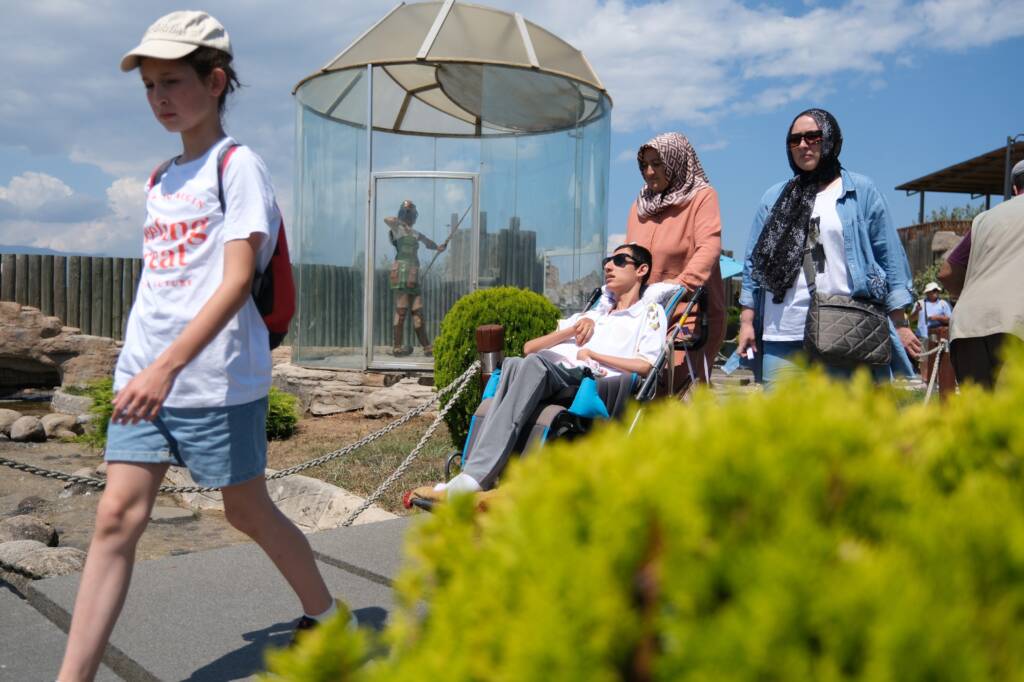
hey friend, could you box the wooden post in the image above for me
[100,257,113,338]
[120,259,134,336]
[91,258,103,336]
[27,255,41,309]
[80,257,93,334]
[41,255,54,315]
[15,255,29,305]
[68,256,81,328]
[54,256,67,323]
[1,254,15,301]
[476,324,504,388]
[112,258,123,339]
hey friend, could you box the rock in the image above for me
[361,378,438,418]
[60,468,100,498]
[163,468,224,511]
[0,433,8,441]
[40,413,82,437]
[266,472,396,532]
[17,546,87,578]
[52,428,80,440]
[0,540,47,569]
[0,515,58,546]
[15,496,48,515]
[164,467,395,530]
[9,416,46,442]
[0,408,21,434]
[0,303,121,394]
[272,362,402,415]
[150,506,195,524]
[50,388,96,417]
[95,461,108,477]
[309,386,367,416]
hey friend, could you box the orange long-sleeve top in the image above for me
[626,186,726,326]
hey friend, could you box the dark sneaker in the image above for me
[288,615,319,647]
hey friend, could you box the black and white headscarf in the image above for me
[750,109,843,303]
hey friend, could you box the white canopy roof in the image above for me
[294,1,610,136]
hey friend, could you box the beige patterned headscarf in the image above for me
[636,132,710,219]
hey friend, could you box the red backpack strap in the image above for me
[216,142,242,214]
[147,157,176,191]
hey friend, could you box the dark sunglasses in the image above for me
[602,253,640,268]
[787,130,824,148]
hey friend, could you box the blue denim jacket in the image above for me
[739,169,916,377]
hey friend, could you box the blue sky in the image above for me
[1,0,1021,259]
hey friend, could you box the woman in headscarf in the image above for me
[738,108,920,387]
[625,132,725,384]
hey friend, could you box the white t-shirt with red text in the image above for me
[115,137,279,408]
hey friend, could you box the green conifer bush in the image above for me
[266,387,300,440]
[267,355,1024,681]
[433,287,560,446]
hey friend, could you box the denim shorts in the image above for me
[104,396,268,488]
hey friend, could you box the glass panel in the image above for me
[292,71,368,369]
[371,175,475,368]
[476,67,612,314]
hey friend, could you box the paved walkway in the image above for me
[2,517,414,681]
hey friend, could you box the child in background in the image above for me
[59,12,348,681]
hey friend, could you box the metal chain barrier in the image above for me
[0,361,481,496]
[342,359,478,526]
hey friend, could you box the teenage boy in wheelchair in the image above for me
[407,243,667,505]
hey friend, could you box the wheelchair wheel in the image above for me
[444,450,462,481]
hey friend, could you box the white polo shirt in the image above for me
[539,298,667,377]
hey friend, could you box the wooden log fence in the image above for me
[0,253,143,340]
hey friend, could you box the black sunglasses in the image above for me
[602,253,640,268]
[787,130,824,148]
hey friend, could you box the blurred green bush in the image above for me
[267,354,1024,681]
[432,287,560,447]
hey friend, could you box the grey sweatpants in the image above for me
[463,354,581,490]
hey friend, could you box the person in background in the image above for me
[625,132,725,385]
[938,159,1024,388]
[912,281,951,340]
[738,108,920,387]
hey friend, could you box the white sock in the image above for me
[445,473,482,495]
[305,600,337,623]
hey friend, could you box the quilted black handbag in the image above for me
[802,249,891,368]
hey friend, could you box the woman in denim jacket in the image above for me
[737,109,920,387]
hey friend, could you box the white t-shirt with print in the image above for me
[762,178,850,341]
[538,299,667,378]
[115,137,279,408]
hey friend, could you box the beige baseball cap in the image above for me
[924,282,942,294]
[121,11,231,72]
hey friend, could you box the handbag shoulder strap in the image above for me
[803,246,818,298]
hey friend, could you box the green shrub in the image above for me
[433,287,560,446]
[78,378,114,449]
[268,354,1024,682]
[77,381,300,447]
[266,387,300,440]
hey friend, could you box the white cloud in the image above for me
[0,173,143,255]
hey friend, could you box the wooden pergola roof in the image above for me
[896,145,1024,196]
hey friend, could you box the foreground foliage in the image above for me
[433,287,560,446]
[267,354,1024,681]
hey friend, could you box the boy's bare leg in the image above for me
[220,476,332,615]
[58,462,169,682]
